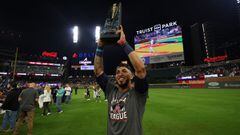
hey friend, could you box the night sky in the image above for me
[0,0,238,70]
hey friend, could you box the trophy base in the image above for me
[100,33,120,45]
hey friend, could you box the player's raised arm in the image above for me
[94,40,104,77]
[116,25,146,79]
[94,40,110,93]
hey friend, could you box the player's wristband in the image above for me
[96,46,104,57]
[122,42,134,55]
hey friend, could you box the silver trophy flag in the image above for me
[100,2,122,44]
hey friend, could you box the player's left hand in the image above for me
[116,25,127,46]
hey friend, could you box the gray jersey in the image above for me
[97,74,148,135]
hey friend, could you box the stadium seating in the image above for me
[177,61,240,79]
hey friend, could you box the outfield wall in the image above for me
[205,76,240,89]
[149,83,190,89]
[150,76,240,89]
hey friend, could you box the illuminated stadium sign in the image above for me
[79,58,92,65]
[71,65,94,70]
[17,73,27,76]
[80,65,94,70]
[28,61,62,67]
[204,55,227,63]
[78,52,95,59]
[134,21,184,64]
[42,51,58,58]
[0,72,7,75]
[136,21,177,35]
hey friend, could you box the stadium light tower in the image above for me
[236,0,240,26]
[73,26,79,43]
[95,26,101,43]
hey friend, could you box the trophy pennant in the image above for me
[100,2,122,44]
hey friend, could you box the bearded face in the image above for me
[115,67,133,89]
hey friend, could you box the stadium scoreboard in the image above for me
[134,21,184,64]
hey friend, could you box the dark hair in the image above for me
[117,63,134,73]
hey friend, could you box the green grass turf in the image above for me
[1,88,240,135]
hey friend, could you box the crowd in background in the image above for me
[68,76,96,86]
[177,63,240,79]
[0,79,103,134]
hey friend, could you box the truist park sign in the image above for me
[136,21,178,35]
[134,21,184,64]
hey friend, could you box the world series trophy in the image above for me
[100,2,122,44]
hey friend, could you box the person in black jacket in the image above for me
[0,82,21,132]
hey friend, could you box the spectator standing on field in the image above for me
[56,85,65,113]
[64,84,72,104]
[13,82,39,135]
[0,82,21,133]
[42,85,52,116]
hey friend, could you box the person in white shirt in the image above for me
[95,85,101,102]
[93,85,97,99]
[64,84,72,104]
[42,85,52,116]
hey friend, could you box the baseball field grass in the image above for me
[1,88,240,135]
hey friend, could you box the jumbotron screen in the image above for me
[134,21,184,64]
